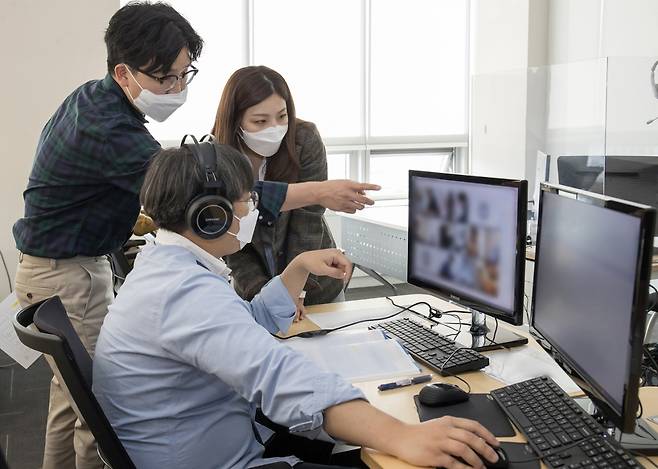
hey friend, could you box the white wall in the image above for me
[0,0,118,299]
[469,0,531,179]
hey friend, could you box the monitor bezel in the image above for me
[530,182,655,433]
[407,170,527,326]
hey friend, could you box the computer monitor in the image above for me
[557,155,605,194]
[558,155,658,232]
[407,171,528,351]
[531,183,655,434]
[605,156,658,232]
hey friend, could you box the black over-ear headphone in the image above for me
[182,134,234,239]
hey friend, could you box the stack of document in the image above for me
[483,345,580,394]
[281,329,421,383]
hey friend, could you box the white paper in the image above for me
[282,329,420,382]
[483,345,580,394]
[0,293,42,369]
[305,303,405,330]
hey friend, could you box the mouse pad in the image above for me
[495,442,540,469]
[414,393,515,437]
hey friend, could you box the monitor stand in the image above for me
[467,310,528,352]
[574,396,658,455]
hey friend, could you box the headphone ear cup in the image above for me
[186,194,234,239]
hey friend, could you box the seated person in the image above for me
[92,143,500,469]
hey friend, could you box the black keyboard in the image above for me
[369,317,489,375]
[491,376,640,468]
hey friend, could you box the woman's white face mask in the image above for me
[240,125,288,157]
[124,67,187,122]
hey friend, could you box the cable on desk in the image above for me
[385,297,465,336]
[644,345,658,375]
[276,300,436,340]
[438,364,472,395]
[630,451,658,468]
[492,317,499,343]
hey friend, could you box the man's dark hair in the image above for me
[105,1,203,75]
[141,144,254,233]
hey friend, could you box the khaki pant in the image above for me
[15,253,113,469]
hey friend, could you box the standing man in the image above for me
[13,4,202,468]
[13,2,378,468]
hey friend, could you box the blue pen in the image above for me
[378,374,432,391]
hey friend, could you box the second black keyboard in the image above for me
[491,376,640,468]
[369,317,489,375]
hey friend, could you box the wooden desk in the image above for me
[292,294,658,469]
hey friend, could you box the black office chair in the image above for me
[109,239,146,294]
[12,298,298,469]
[12,297,137,469]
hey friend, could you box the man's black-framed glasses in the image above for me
[136,65,199,92]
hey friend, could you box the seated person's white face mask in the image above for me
[240,125,288,157]
[227,208,259,249]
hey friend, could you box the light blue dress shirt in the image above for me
[92,243,365,469]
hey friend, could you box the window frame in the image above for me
[146,0,472,191]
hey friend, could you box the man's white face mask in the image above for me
[125,66,187,122]
[240,125,288,157]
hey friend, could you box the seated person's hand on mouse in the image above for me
[392,415,500,469]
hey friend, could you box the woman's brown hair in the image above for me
[212,66,300,183]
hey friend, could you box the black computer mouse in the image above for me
[455,446,509,469]
[485,446,510,469]
[417,382,469,407]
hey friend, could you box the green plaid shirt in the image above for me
[13,74,287,258]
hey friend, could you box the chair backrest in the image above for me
[13,297,136,469]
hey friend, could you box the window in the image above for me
[327,153,350,180]
[369,151,453,198]
[370,1,469,138]
[121,0,470,190]
[253,0,363,139]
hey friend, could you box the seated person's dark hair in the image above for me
[104,1,203,74]
[140,144,254,233]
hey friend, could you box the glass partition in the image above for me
[472,56,658,213]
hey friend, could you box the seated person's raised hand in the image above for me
[280,249,352,303]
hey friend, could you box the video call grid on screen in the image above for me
[409,175,519,315]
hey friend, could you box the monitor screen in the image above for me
[407,171,526,325]
[605,156,658,231]
[531,184,655,432]
[557,155,658,231]
[557,155,605,194]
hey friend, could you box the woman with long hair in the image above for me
[213,66,344,316]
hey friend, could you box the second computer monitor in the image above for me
[531,183,655,433]
[408,171,527,328]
